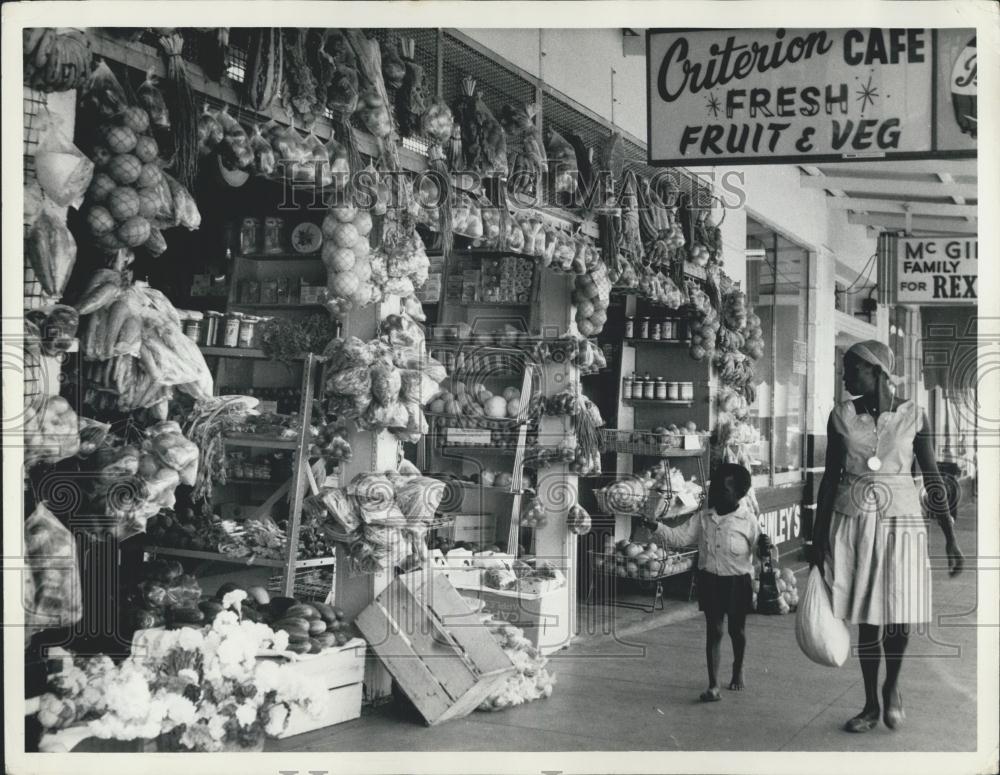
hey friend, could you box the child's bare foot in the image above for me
[699,687,722,702]
[728,674,745,691]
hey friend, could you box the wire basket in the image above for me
[595,482,648,515]
[267,568,334,602]
[590,546,698,580]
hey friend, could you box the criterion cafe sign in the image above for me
[646,28,977,165]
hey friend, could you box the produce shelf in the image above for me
[625,338,689,346]
[199,346,309,360]
[224,433,300,450]
[235,253,321,261]
[623,398,694,407]
[230,303,327,310]
[426,412,537,428]
[600,428,708,457]
[145,546,338,569]
[216,478,279,485]
[447,479,529,495]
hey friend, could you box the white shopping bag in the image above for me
[795,566,851,667]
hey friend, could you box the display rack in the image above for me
[147,353,328,597]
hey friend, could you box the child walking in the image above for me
[641,462,770,702]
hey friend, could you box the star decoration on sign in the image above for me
[705,92,721,118]
[855,72,880,115]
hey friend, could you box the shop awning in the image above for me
[798,159,977,236]
[920,305,978,391]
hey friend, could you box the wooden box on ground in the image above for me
[355,570,515,726]
[258,637,365,738]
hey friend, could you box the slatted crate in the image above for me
[355,569,515,726]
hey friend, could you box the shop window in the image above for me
[745,219,810,487]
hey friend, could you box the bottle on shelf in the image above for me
[631,374,645,400]
[625,316,635,339]
[642,372,655,400]
[655,377,667,400]
[639,316,650,340]
[651,321,661,341]
[622,373,633,399]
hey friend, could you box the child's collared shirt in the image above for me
[641,502,761,576]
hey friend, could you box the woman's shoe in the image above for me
[883,687,905,730]
[844,709,880,733]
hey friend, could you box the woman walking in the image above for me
[812,340,964,732]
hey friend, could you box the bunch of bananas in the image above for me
[24,28,91,93]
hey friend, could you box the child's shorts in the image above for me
[697,570,753,617]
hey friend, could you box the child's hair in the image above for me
[712,462,752,499]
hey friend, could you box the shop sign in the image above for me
[757,503,802,547]
[646,28,976,165]
[897,236,977,304]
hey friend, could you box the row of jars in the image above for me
[622,373,695,401]
[177,310,268,349]
[625,316,687,341]
[239,216,289,255]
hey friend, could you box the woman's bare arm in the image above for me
[811,413,844,565]
[914,409,959,545]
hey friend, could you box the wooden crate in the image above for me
[259,638,365,738]
[457,583,572,655]
[355,570,516,726]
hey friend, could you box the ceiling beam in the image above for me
[814,159,976,177]
[799,164,847,197]
[800,176,977,198]
[826,197,978,218]
[847,212,978,234]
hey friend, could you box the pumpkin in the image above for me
[330,247,355,273]
[329,271,360,298]
[86,206,115,236]
[108,154,142,185]
[354,210,373,237]
[351,238,371,260]
[485,396,507,418]
[136,162,162,190]
[134,135,159,164]
[506,398,520,418]
[117,215,151,247]
[87,172,117,203]
[103,125,137,155]
[137,188,161,219]
[332,223,360,249]
[122,106,150,135]
[576,299,595,319]
[331,204,357,223]
[108,187,141,221]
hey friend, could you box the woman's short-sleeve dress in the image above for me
[823,399,932,625]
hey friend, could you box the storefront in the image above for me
[14,22,976,754]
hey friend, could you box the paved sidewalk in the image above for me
[273,506,979,752]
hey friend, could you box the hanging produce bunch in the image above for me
[573,260,612,336]
[307,461,447,574]
[73,420,200,540]
[23,396,80,468]
[711,385,761,516]
[543,388,605,475]
[26,211,79,302]
[712,290,763,403]
[685,284,721,363]
[635,173,685,269]
[533,335,607,375]
[79,65,201,257]
[76,275,214,415]
[183,395,261,503]
[454,77,508,178]
[567,504,592,536]
[322,327,445,444]
[499,102,546,198]
[691,203,724,267]
[23,28,92,93]
[321,201,378,313]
